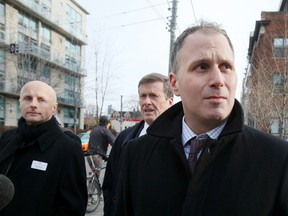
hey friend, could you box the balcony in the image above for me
[15,42,86,75]
[57,96,84,107]
[8,0,87,45]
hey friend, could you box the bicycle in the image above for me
[84,153,106,213]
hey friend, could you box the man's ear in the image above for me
[52,103,58,115]
[169,73,180,96]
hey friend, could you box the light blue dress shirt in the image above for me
[182,116,226,159]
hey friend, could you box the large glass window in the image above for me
[0,2,5,17]
[41,24,51,42]
[66,5,82,34]
[18,11,37,32]
[65,39,81,56]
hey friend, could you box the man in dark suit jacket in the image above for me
[115,22,288,215]
[103,73,174,216]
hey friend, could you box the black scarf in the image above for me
[18,116,58,144]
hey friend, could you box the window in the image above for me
[40,65,50,83]
[66,5,82,34]
[273,37,288,57]
[0,2,5,17]
[272,72,284,85]
[18,32,37,46]
[18,12,37,32]
[41,24,51,42]
[271,118,279,135]
[272,72,284,92]
[0,50,4,91]
[65,39,81,56]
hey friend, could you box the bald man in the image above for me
[0,80,87,216]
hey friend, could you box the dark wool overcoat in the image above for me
[116,100,288,216]
[103,120,144,216]
[0,118,87,216]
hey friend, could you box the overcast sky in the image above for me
[76,0,281,112]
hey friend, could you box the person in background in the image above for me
[55,115,82,144]
[103,72,174,216]
[87,115,115,176]
[0,80,87,216]
[115,21,288,215]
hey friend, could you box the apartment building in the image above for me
[0,0,88,129]
[243,0,288,139]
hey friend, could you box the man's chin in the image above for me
[25,118,43,126]
[143,116,154,125]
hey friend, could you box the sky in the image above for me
[76,0,281,112]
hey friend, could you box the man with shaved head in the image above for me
[0,80,87,216]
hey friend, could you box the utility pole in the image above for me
[167,0,178,74]
[95,51,99,121]
[120,95,123,132]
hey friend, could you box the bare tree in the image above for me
[91,38,118,120]
[245,12,288,139]
[123,94,139,112]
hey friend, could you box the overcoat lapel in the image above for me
[0,134,22,164]
[170,136,191,176]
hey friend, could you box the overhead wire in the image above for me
[89,1,171,31]
[101,17,165,30]
[145,0,169,25]
[189,0,197,22]
[94,2,168,20]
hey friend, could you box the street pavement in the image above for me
[85,201,104,216]
[85,170,105,216]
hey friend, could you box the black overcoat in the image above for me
[0,119,87,216]
[116,100,288,216]
[103,121,144,216]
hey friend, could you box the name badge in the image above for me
[31,160,48,171]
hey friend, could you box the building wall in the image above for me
[245,3,288,138]
[0,0,88,129]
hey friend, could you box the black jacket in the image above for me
[103,121,145,216]
[0,117,87,216]
[116,100,288,216]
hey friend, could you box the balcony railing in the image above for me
[15,42,86,75]
[17,0,87,44]
[57,96,84,107]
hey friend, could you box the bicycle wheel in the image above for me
[86,176,101,213]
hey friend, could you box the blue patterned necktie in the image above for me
[188,136,208,174]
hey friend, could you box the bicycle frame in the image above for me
[85,154,105,213]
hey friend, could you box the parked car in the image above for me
[78,131,91,152]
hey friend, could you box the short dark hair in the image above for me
[138,73,173,99]
[170,20,234,74]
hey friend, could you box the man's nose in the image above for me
[143,96,152,104]
[30,98,38,107]
[209,67,224,88]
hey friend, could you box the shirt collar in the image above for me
[139,122,150,137]
[181,116,227,146]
